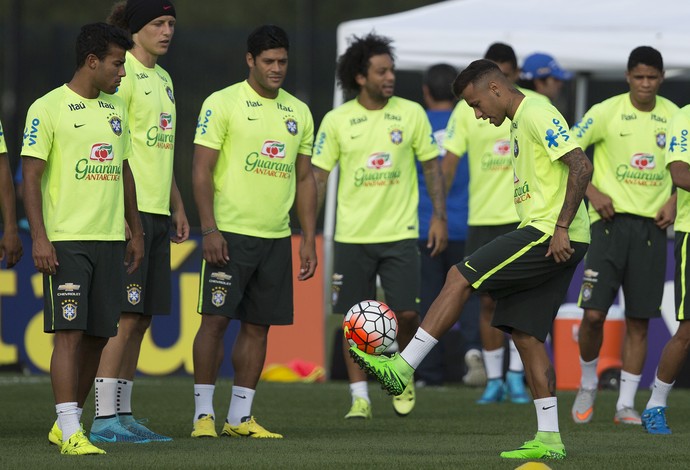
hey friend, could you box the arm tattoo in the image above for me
[557,148,592,226]
[421,159,447,220]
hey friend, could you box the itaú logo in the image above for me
[261,140,286,158]
[630,153,655,170]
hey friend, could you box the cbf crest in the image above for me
[62,300,78,321]
[285,118,298,135]
[108,114,123,136]
[390,129,403,145]
[127,283,142,305]
[211,287,227,307]
[656,131,666,149]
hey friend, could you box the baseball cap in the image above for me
[520,53,573,81]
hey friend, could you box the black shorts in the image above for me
[675,231,690,322]
[465,223,520,256]
[331,239,420,315]
[121,212,171,315]
[457,226,588,342]
[578,216,665,319]
[44,241,125,337]
[197,232,293,325]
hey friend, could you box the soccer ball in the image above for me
[343,300,397,355]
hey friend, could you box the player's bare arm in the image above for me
[22,156,58,274]
[440,150,460,196]
[585,181,615,221]
[652,191,676,230]
[295,154,317,281]
[312,165,330,215]
[192,144,228,266]
[547,147,592,263]
[421,158,448,257]
[0,154,22,267]
[123,160,144,274]
[170,174,190,243]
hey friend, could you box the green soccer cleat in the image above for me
[48,421,63,448]
[500,432,566,460]
[191,414,218,438]
[345,397,372,419]
[221,416,283,439]
[60,430,106,456]
[349,347,414,396]
[392,381,416,416]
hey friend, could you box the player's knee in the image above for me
[582,309,606,330]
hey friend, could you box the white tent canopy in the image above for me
[336,0,690,74]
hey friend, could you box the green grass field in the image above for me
[1,374,689,469]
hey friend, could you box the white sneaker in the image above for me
[614,407,642,425]
[462,349,487,387]
[572,387,597,423]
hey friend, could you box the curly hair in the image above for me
[106,1,129,31]
[336,33,395,94]
[75,22,133,68]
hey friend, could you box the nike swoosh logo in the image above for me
[163,5,172,9]
[350,135,362,139]
[575,408,593,421]
[464,260,477,272]
[94,433,117,442]
[233,394,247,399]
[194,393,200,396]
[73,123,85,128]
[414,335,425,342]
[619,132,632,137]
[247,117,259,121]
[542,405,556,410]
[144,91,152,95]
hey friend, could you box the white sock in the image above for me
[482,348,504,380]
[227,386,256,426]
[94,377,118,418]
[508,339,524,372]
[579,357,599,390]
[349,381,370,404]
[616,370,641,411]
[534,397,559,433]
[400,327,438,369]
[193,384,216,421]
[646,376,674,409]
[56,402,80,441]
[117,379,133,415]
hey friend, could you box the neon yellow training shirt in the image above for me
[510,97,590,243]
[21,85,131,241]
[666,105,690,233]
[312,97,438,243]
[572,93,678,223]
[444,100,519,226]
[0,119,7,154]
[194,80,314,238]
[116,51,176,215]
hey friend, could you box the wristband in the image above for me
[555,224,569,230]
[202,227,218,236]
